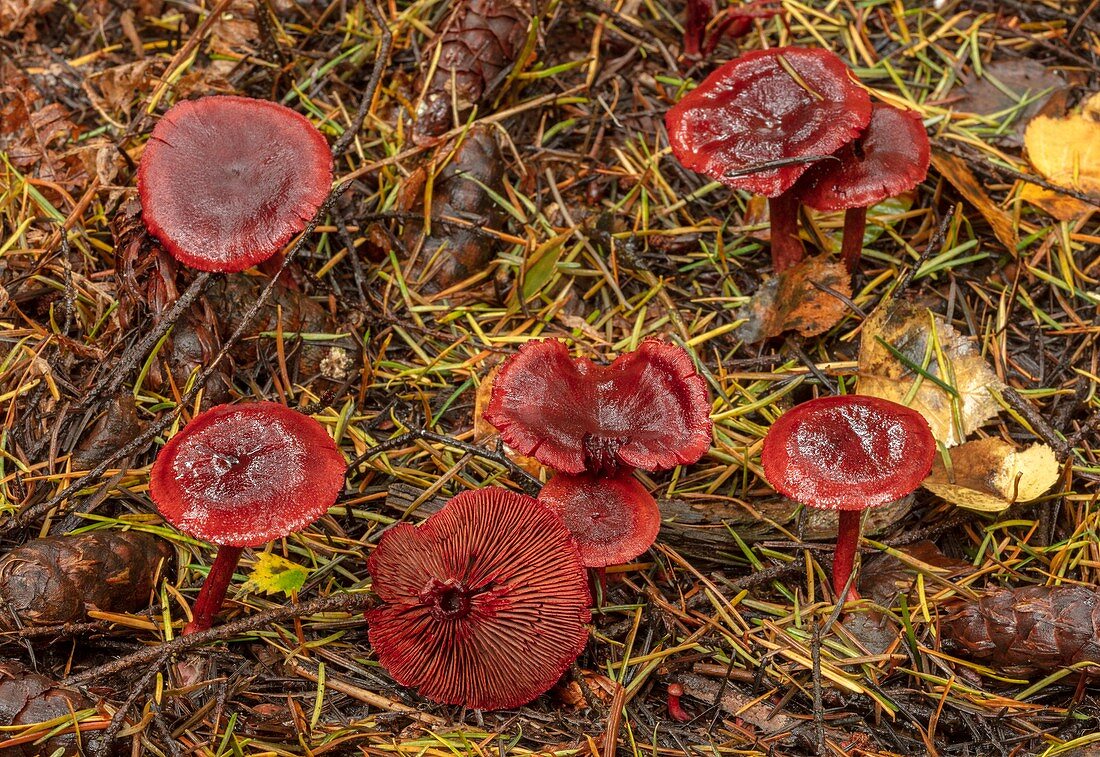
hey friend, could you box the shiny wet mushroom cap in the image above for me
[761,394,934,601]
[367,488,591,710]
[138,95,333,273]
[483,339,712,475]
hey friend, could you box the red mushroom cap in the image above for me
[761,394,935,510]
[483,339,712,475]
[665,47,871,196]
[795,104,930,211]
[137,95,333,272]
[366,488,591,711]
[537,470,661,568]
[149,402,346,547]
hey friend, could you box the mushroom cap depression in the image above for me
[366,488,591,711]
[665,46,871,196]
[537,470,661,568]
[484,339,712,475]
[796,103,930,211]
[138,95,333,272]
[149,402,346,547]
[761,394,935,510]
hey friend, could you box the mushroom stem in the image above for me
[184,545,244,635]
[832,510,861,603]
[768,192,805,273]
[667,683,691,722]
[839,206,868,273]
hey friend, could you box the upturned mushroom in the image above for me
[666,47,871,273]
[149,402,346,634]
[484,339,712,567]
[794,103,930,272]
[366,488,591,710]
[761,395,934,602]
[138,95,333,273]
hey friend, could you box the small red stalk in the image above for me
[667,683,691,722]
[832,511,861,603]
[840,206,868,273]
[183,545,243,635]
[768,192,805,273]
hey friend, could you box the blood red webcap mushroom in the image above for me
[150,402,345,634]
[138,95,333,273]
[367,488,591,710]
[537,470,661,568]
[665,47,871,273]
[484,339,711,567]
[484,339,711,475]
[761,395,934,602]
[794,103,930,272]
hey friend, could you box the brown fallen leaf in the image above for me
[858,298,1004,447]
[953,59,1066,146]
[736,254,852,343]
[930,149,1019,252]
[859,540,974,607]
[922,437,1060,512]
[1021,91,1100,221]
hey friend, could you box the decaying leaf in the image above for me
[0,531,174,628]
[859,540,974,607]
[858,298,1004,447]
[930,149,1019,252]
[242,553,310,597]
[736,254,851,343]
[922,438,1059,512]
[1022,91,1100,220]
[953,59,1066,146]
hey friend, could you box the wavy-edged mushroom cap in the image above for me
[150,402,346,547]
[665,47,871,197]
[537,470,660,568]
[138,95,333,272]
[484,339,712,475]
[796,104,930,211]
[367,488,591,711]
[761,394,935,510]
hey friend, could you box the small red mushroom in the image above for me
[483,339,711,567]
[537,470,661,568]
[138,95,333,273]
[665,47,871,273]
[149,402,345,634]
[366,488,591,710]
[760,395,934,603]
[794,104,930,273]
[484,339,711,475]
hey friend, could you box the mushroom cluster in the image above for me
[484,339,712,568]
[666,47,929,274]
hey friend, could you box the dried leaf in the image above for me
[0,0,54,39]
[0,662,95,757]
[930,149,1019,252]
[858,298,1004,447]
[953,59,1065,145]
[859,540,974,606]
[922,438,1060,512]
[242,552,310,597]
[736,254,851,342]
[1022,91,1100,220]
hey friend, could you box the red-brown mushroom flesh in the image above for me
[761,395,934,602]
[665,47,871,272]
[138,95,333,273]
[795,104,930,272]
[366,488,591,710]
[150,402,345,633]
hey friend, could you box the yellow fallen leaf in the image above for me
[1023,92,1100,221]
[930,149,1019,252]
[242,553,311,597]
[858,298,1004,447]
[922,438,1060,512]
